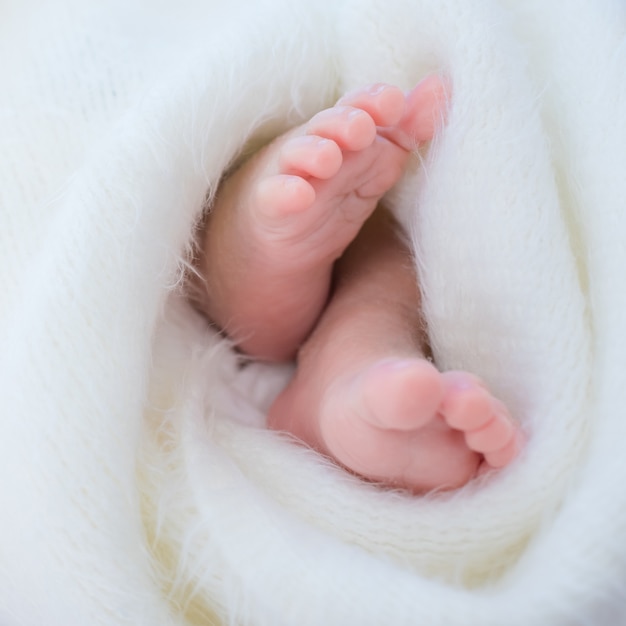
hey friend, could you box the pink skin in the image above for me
[196,76,521,492]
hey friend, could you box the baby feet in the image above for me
[199,76,447,361]
[197,75,522,492]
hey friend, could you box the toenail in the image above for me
[368,84,387,96]
[348,109,365,120]
[283,176,301,188]
[450,379,475,392]
[374,358,417,372]
[447,373,485,392]
[331,105,352,116]
[298,135,321,145]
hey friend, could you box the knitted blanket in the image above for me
[2,0,626,624]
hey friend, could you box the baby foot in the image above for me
[264,194,521,493]
[271,359,520,492]
[198,77,447,361]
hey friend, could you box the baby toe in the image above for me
[402,75,449,142]
[440,371,494,431]
[279,135,343,180]
[306,106,377,151]
[464,410,515,454]
[337,83,406,127]
[483,432,523,468]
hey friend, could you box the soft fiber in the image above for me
[2,0,626,624]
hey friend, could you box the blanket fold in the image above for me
[2,0,626,624]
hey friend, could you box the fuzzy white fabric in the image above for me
[2,0,626,624]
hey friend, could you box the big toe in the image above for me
[356,358,445,431]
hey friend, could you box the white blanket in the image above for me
[2,0,626,623]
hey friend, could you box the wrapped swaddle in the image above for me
[2,0,625,623]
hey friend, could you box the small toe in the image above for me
[337,83,406,127]
[381,75,449,150]
[306,106,377,151]
[483,432,523,468]
[401,74,449,142]
[279,135,343,180]
[464,412,515,453]
[439,370,521,467]
[440,372,494,431]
